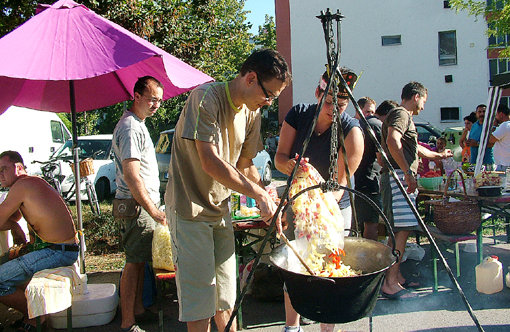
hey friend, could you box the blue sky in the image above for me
[244,0,275,35]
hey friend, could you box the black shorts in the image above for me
[354,191,382,224]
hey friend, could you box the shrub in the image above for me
[69,201,120,254]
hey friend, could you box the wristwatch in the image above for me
[405,169,414,176]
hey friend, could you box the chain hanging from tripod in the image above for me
[317,9,350,194]
[318,9,342,73]
[326,67,340,188]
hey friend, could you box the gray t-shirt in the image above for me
[112,111,160,204]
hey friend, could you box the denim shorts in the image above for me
[0,247,78,296]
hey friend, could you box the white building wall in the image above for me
[288,0,489,129]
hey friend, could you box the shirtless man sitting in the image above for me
[0,150,79,332]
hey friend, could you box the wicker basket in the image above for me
[71,158,95,177]
[428,169,481,235]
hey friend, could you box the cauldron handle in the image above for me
[283,183,400,260]
[346,228,359,237]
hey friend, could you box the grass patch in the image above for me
[480,216,509,236]
[85,252,125,272]
[68,198,121,255]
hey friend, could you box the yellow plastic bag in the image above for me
[152,223,174,271]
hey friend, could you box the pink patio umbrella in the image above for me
[0,0,213,114]
[0,0,214,272]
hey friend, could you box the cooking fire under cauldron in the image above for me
[270,237,396,324]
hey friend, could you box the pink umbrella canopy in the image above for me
[0,0,213,114]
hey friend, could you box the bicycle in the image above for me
[32,158,101,215]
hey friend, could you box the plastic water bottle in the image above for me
[476,255,503,294]
[246,196,256,207]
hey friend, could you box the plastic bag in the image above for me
[402,243,425,262]
[152,223,174,271]
[443,157,458,176]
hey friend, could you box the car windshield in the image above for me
[156,132,174,154]
[53,139,111,160]
[425,123,442,136]
[416,123,442,144]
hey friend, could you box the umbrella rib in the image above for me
[112,71,133,99]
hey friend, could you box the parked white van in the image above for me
[0,106,71,174]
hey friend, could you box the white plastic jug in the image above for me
[476,255,503,294]
[505,267,510,288]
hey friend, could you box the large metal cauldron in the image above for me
[270,237,396,324]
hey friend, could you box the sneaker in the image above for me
[283,326,304,332]
[121,324,146,332]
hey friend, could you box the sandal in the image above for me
[380,289,418,300]
[401,280,420,289]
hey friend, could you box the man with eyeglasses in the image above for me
[165,49,291,332]
[112,76,166,332]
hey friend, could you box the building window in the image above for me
[488,30,510,47]
[382,35,401,46]
[440,107,460,122]
[439,31,457,66]
[489,58,510,83]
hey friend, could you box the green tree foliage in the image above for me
[253,14,277,50]
[0,0,38,37]
[450,0,510,58]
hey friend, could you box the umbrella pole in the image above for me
[70,81,86,274]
